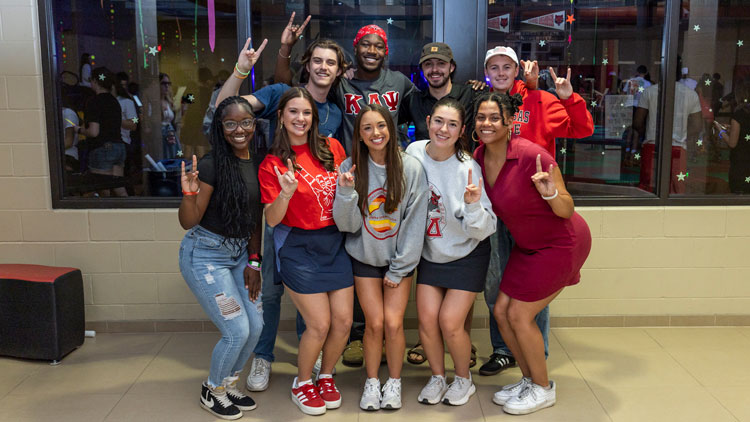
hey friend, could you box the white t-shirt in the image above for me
[62,107,79,160]
[624,76,652,107]
[80,64,92,88]
[117,96,138,145]
[639,82,701,149]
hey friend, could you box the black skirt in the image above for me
[416,238,491,292]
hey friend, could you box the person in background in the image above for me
[79,53,92,88]
[160,72,189,159]
[716,78,750,194]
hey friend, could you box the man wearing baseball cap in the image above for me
[477,45,593,380]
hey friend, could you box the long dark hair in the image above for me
[351,104,405,215]
[208,96,257,242]
[270,87,335,171]
[428,97,470,161]
[473,92,524,128]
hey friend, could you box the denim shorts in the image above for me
[88,142,126,171]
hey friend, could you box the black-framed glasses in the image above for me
[222,119,255,131]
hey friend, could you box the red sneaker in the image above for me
[291,382,326,416]
[316,377,342,409]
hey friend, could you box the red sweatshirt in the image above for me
[499,80,594,157]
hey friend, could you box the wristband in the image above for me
[247,260,261,271]
[278,49,291,59]
[234,63,251,76]
[541,189,559,201]
[719,129,727,139]
[182,190,199,196]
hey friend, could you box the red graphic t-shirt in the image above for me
[259,138,347,230]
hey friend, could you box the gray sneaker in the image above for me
[503,380,556,415]
[359,378,381,411]
[246,357,271,392]
[492,376,531,406]
[442,375,476,406]
[380,378,402,410]
[418,375,447,405]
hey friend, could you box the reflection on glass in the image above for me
[487,1,666,197]
[54,0,237,198]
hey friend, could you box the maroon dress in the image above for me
[475,137,591,302]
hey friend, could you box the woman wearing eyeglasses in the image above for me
[160,72,188,158]
[178,96,264,420]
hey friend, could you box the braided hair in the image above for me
[208,96,257,244]
[473,92,524,128]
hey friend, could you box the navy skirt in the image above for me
[273,224,353,294]
[416,238,491,293]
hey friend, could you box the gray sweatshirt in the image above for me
[332,153,428,283]
[405,140,497,263]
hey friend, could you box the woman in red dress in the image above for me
[473,92,591,415]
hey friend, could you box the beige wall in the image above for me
[1,0,749,328]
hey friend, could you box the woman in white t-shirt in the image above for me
[62,107,80,171]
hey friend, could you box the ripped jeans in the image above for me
[179,225,264,388]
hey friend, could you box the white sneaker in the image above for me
[246,357,271,392]
[492,376,531,406]
[502,380,556,415]
[418,375,447,405]
[313,351,336,377]
[380,378,402,410]
[442,375,476,406]
[359,378,381,411]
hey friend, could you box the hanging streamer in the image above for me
[136,0,148,69]
[208,0,216,52]
[193,1,199,63]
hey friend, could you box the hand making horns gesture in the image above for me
[180,154,200,194]
[280,11,311,48]
[520,59,539,88]
[236,37,268,74]
[531,154,557,197]
[274,158,299,198]
[464,168,483,204]
[336,164,356,188]
[549,66,573,100]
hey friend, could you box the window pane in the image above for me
[486,1,666,197]
[671,1,750,196]
[54,0,237,198]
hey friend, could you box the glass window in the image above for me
[51,0,237,199]
[671,1,750,196]
[486,0,666,197]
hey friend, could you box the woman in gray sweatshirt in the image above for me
[333,104,428,411]
[405,97,497,407]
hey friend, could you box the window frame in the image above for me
[39,0,750,208]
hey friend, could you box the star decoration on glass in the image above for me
[221,58,225,62]
[602,58,609,65]
[746,134,750,141]
[697,139,703,146]
[560,147,567,155]
[148,46,158,56]
[745,176,750,183]
[591,100,597,107]
[386,18,394,25]
[705,79,712,86]
[539,40,546,47]
[602,151,606,155]
[566,14,576,24]
[187,94,195,102]
[676,172,687,181]
[693,24,700,31]
[131,117,139,124]
[638,86,645,93]
[98,73,106,81]
[176,150,184,157]
[738,40,744,47]
[634,153,641,160]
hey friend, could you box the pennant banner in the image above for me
[488,13,510,33]
[522,11,565,31]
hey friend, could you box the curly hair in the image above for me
[428,96,470,161]
[208,96,258,244]
[473,92,524,128]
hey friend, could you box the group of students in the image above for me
[177,16,593,420]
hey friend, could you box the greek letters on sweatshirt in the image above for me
[332,154,428,284]
[405,140,497,263]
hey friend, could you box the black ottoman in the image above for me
[0,264,85,362]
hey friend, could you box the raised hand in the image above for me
[549,66,573,100]
[280,11,311,48]
[336,164,356,188]
[466,79,488,91]
[464,168,483,204]
[180,155,200,194]
[274,158,298,198]
[521,59,539,89]
[236,37,268,74]
[531,154,557,197]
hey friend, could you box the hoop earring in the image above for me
[471,130,480,143]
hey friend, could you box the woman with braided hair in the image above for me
[178,96,263,420]
[473,92,591,415]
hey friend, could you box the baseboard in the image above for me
[85,315,750,333]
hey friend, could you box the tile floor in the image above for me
[1,327,749,422]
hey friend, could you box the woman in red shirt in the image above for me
[257,87,351,416]
[473,92,591,416]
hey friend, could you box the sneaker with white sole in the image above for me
[492,376,531,406]
[380,378,402,410]
[418,375,447,405]
[224,376,257,411]
[442,375,476,406]
[246,357,271,392]
[200,382,242,420]
[316,376,342,409]
[359,378,381,411]
[502,380,556,415]
[291,378,326,416]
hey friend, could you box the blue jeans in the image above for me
[179,225,264,388]
[252,223,306,362]
[484,220,550,358]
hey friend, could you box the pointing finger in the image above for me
[242,37,251,52]
[255,38,268,56]
[549,163,554,174]
[287,11,296,27]
[548,67,558,81]
[299,15,312,33]
[566,67,572,82]
[468,168,473,186]
[192,154,197,172]
[181,160,185,177]
[286,159,294,172]
[349,164,356,174]
[478,177,484,193]
[536,154,543,173]
[274,165,282,177]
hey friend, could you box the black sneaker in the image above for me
[479,354,516,376]
[226,378,257,411]
[200,382,243,420]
